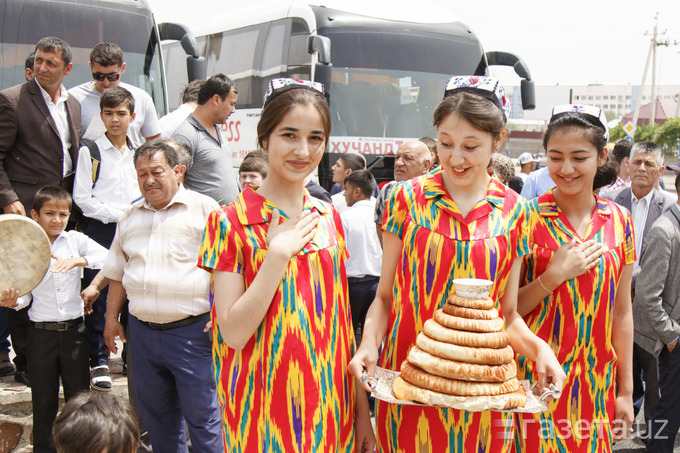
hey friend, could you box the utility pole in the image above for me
[631,14,677,134]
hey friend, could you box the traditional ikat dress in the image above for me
[198,187,356,452]
[514,190,635,453]
[377,167,530,453]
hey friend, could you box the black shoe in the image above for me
[14,370,30,387]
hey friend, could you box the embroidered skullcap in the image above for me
[550,104,609,141]
[444,76,511,122]
[263,78,325,108]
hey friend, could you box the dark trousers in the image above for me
[0,307,10,354]
[633,342,660,423]
[81,218,117,367]
[647,344,680,452]
[128,316,223,452]
[27,321,89,453]
[348,276,379,345]
[8,305,29,372]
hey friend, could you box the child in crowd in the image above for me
[330,153,368,212]
[238,150,268,189]
[53,392,140,453]
[73,86,140,390]
[0,186,109,452]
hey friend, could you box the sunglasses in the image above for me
[263,78,325,108]
[92,72,121,82]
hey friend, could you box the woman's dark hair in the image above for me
[593,156,618,191]
[257,88,330,150]
[433,92,506,140]
[543,114,610,191]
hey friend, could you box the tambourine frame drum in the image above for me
[0,214,51,297]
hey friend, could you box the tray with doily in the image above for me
[363,367,556,413]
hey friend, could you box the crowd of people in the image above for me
[0,35,679,453]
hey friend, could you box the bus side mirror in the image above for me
[521,79,536,110]
[314,63,333,100]
[158,22,207,81]
[485,51,535,111]
[308,35,331,64]
[187,56,206,83]
[308,35,333,99]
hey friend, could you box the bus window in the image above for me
[322,29,484,141]
[0,0,167,115]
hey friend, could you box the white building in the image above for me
[509,84,680,121]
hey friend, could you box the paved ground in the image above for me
[614,405,680,452]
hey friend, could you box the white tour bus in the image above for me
[1,0,204,117]
[162,1,535,187]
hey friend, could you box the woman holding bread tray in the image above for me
[349,76,566,453]
[514,105,635,452]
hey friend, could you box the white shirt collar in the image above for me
[36,81,69,105]
[137,183,188,212]
[632,188,654,205]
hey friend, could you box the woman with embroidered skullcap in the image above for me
[349,76,565,453]
[198,78,375,452]
[514,105,635,451]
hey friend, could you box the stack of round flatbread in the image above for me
[392,291,527,410]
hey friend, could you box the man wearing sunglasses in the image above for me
[69,42,161,144]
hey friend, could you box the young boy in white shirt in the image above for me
[0,186,108,452]
[73,86,140,389]
[340,170,382,343]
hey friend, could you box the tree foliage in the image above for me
[634,124,660,142]
[609,123,626,142]
[658,118,680,150]
[608,119,680,153]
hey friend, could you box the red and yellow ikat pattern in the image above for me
[198,187,356,452]
[515,190,635,452]
[377,168,530,453]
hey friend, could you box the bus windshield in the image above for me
[0,0,167,116]
[322,29,486,140]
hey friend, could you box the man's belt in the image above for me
[31,317,84,331]
[347,275,380,283]
[140,312,210,331]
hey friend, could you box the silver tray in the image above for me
[365,367,556,413]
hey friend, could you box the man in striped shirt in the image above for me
[101,139,222,452]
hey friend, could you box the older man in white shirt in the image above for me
[102,139,222,452]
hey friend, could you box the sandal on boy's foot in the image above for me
[0,353,15,377]
[90,365,112,392]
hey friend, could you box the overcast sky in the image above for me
[148,0,680,88]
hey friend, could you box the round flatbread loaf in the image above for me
[407,346,517,382]
[392,375,527,410]
[443,303,499,320]
[446,294,495,310]
[423,319,509,349]
[433,309,504,333]
[416,333,514,365]
[400,361,519,396]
